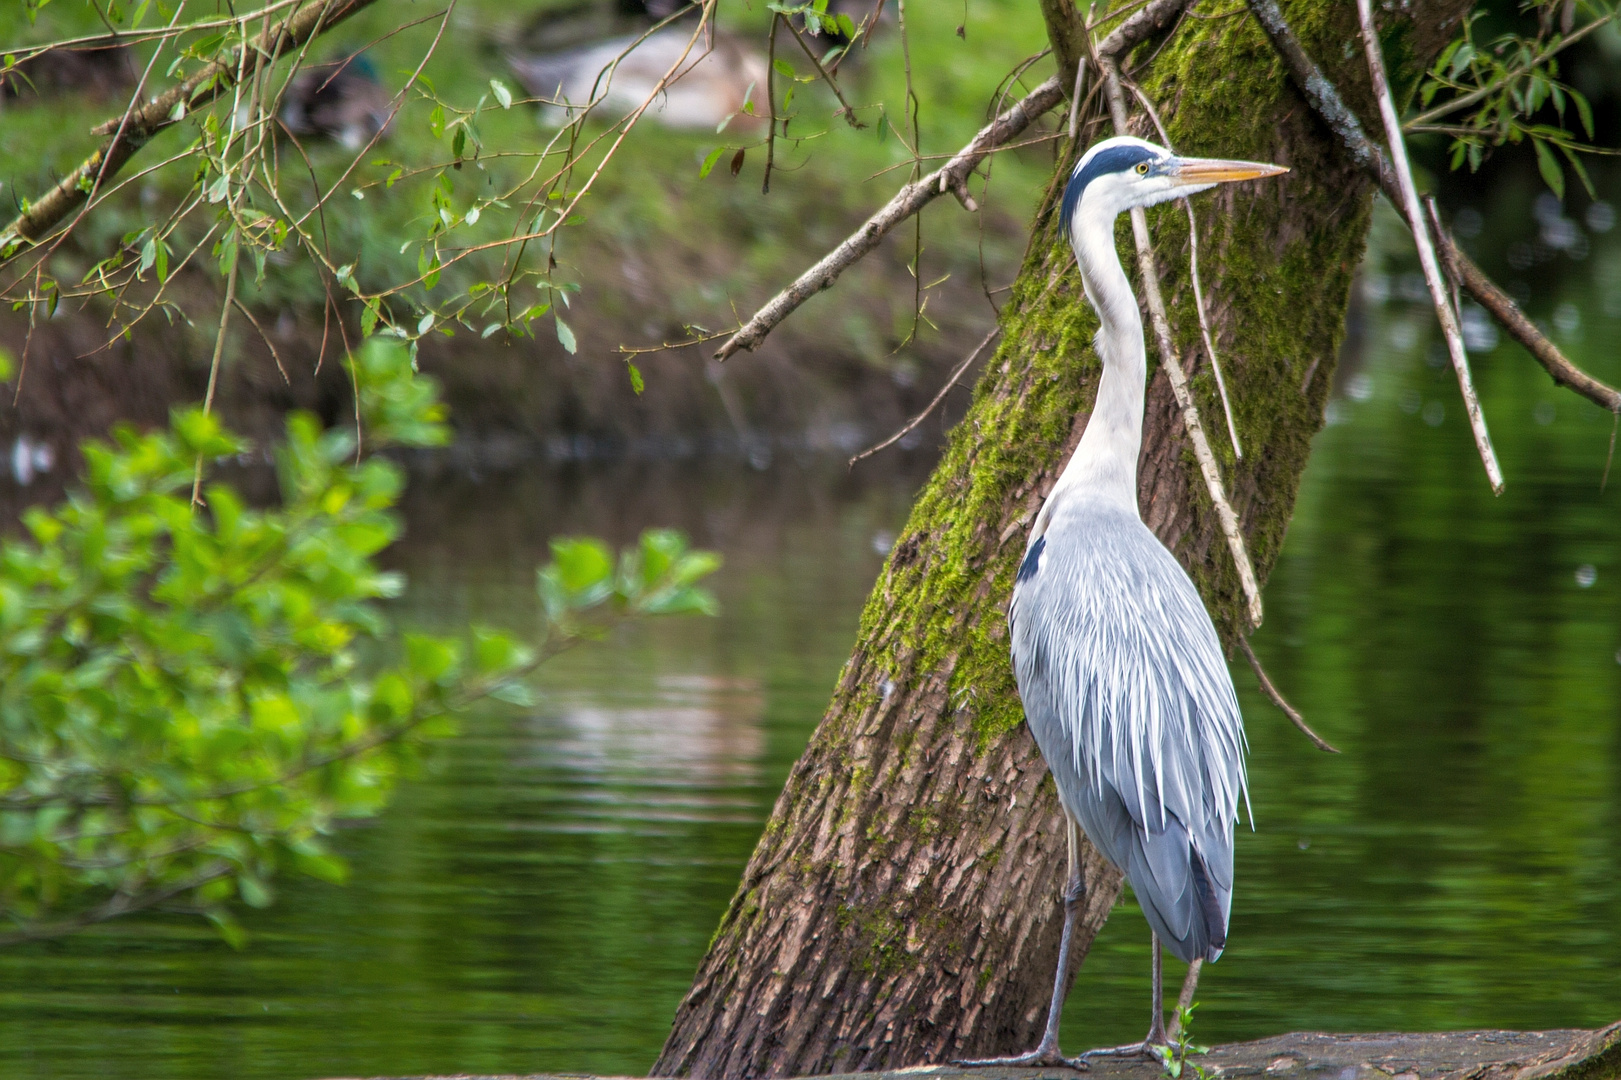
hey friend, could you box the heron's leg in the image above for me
[1080,931,1172,1060]
[1146,930,1169,1046]
[953,817,1088,1070]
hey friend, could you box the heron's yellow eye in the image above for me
[1134,161,1150,175]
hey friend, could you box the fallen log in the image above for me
[328,1020,1621,1080]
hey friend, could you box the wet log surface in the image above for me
[327,1020,1621,1080]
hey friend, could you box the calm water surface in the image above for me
[2,205,1621,1077]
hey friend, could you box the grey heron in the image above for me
[964,135,1287,1069]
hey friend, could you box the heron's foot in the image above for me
[1079,1039,1171,1062]
[954,1045,1089,1071]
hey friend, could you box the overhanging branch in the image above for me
[714,0,1193,361]
[1245,0,1621,416]
[0,0,381,266]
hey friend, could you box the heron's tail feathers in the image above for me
[1126,822,1231,964]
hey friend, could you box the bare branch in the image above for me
[1431,210,1621,413]
[0,0,380,265]
[1246,0,1620,418]
[1357,0,1503,495]
[1039,0,1088,97]
[848,327,999,467]
[714,0,1193,361]
[233,296,293,386]
[1237,636,1339,754]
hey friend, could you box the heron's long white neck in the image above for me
[1048,200,1146,517]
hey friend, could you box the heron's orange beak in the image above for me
[1168,157,1289,185]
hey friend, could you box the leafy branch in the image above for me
[1411,0,1619,198]
[0,337,720,946]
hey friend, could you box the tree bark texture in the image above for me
[654,2,1472,1075]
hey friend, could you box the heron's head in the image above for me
[1059,135,1287,237]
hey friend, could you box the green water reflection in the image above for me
[2,209,1621,1077]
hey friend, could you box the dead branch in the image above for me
[1245,0,1621,417]
[848,327,999,467]
[1432,214,1621,412]
[0,0,381,266]
[1237,636,1339,754]
[1356,0,1503,494]
[714,0,1194,362]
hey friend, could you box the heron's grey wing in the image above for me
[1010,504,1246,963]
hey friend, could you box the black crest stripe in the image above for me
[1059,144,1157,237]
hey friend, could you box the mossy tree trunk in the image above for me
[654,2,1471,1075]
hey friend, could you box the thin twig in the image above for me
[714,0,1193,361]
[1357,0,1501,495]
[192,252,241,507]
[1098,61,1265,629]
[0,864,233,947]
[1429,206,1621,413]
[1237,636,1339,753]
[764,14,780,195]
[232,297,292,386]
[1604,413,1618,492]
[788,21,865,127]
[1124,79,1243,460]
[1067,57,1087,140]
[849,328,999,467]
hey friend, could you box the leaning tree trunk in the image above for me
[655,1,1470,1074]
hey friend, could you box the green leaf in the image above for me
[1448,42,1474,79]
[699,145,729,178]
[773,58,796,80]
[490,79,512,108]
[237,873,274,909]
[549,538,614,593]
[555,315,577,354]
[1572,89,1594,139]
[538,537,615,617]
[1533,137,1564,199]
[628,362,644,395]
[207,910,247,950]
[1560,143,1595,200]
[405,634,460,683]
[489,682,537,708]
[294,852,350,886]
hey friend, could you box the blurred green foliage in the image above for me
[0,337,718,945]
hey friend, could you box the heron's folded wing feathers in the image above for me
[1011,506,1245,962]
